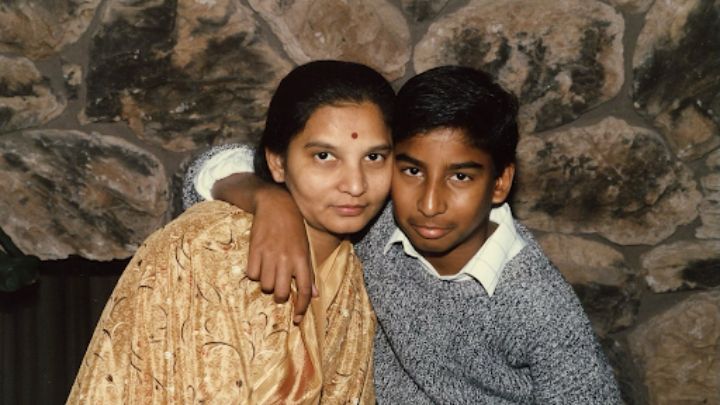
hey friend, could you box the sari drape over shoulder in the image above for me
[68,201,376,404]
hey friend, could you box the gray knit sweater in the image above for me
[356,204,621,404]
[183,144,621,404]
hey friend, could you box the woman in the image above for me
[68,60,395,404]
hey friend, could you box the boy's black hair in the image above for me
[393,65,519,175]
[255,60,395,181]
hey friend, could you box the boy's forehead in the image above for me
[399,127,473,146]
[395,127,485,157]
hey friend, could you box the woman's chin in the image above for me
[323,219,370,237]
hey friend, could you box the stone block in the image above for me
[0,130,170,260]
[414,0,624,133]
[514,117,701,245]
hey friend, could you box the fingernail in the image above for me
[293,315,303,324]
[312,283,319,297]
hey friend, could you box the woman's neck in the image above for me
[306,226,343,267]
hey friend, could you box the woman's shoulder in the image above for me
[147,200,254,248]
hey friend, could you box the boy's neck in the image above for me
[422,221,498,276]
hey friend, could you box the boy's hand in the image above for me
[212,173,317,324]
[248,187,317,324]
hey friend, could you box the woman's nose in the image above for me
[338,165,367,196]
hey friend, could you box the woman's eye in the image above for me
[365,153,385,162]
[314,152,336,161]
[401,167,422,177]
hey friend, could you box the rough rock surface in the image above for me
[538,233,638,336]
[697,148,720,238]
[82,0,292,152]
[248,0,410,80]
[539,233,629,286]
[605,0,654,13]
[641,240,720,292]
[514,117,701,245]
[62,63,83,100]
[0,130,169,260]
[628,290,720,404]
[0,0,101,59]
[414,0,624,133]
[0,56,66,133]
[400,0,450,22]
[633,0,720,160]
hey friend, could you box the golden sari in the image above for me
[68,201,376,404]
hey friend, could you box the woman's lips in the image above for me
[333,204,367,216]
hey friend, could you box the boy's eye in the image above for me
[365,153,385,162]
[451,173,472,182]
[314,151,336,161]
[401,167,422,177]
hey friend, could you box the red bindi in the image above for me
[351,132,358,139]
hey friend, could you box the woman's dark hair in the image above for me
[254,60,395,181]
[393,65,519,176]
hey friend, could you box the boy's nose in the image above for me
[417,182,447,217]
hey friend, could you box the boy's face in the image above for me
[391,127,514,274]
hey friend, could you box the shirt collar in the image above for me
[383,203,526,296]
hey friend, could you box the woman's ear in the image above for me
[265,149,286,183]
[492,163,515,204]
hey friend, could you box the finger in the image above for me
[273,266,291,304]
[246,245,262,281]
[292,260,314,324]
[259,258,276,294]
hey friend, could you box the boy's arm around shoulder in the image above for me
[507,252,622,404]
[182,142,315,324]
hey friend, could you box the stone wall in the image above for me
[0,0,717,403]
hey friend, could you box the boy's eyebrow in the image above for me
[396,153,484,171]
[395,153,424,166]
[448,161,484,171]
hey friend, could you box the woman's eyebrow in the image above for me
[366,144,392,153]
[304,142,392,153]
[304,141,337,150]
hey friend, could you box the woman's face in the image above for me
[266,101,393,238]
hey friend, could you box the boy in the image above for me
[184,66,621,403]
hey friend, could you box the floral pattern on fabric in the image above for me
[68,201,375,404]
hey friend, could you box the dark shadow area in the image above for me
[1,256,126,405]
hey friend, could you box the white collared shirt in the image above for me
[383,203,526,297]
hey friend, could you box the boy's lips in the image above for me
[410,222,452,239]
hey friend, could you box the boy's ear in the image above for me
[265,149,286,183]
[492,163,515,204]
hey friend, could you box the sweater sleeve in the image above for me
[182,143,256,210]
[523,278,622,404]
